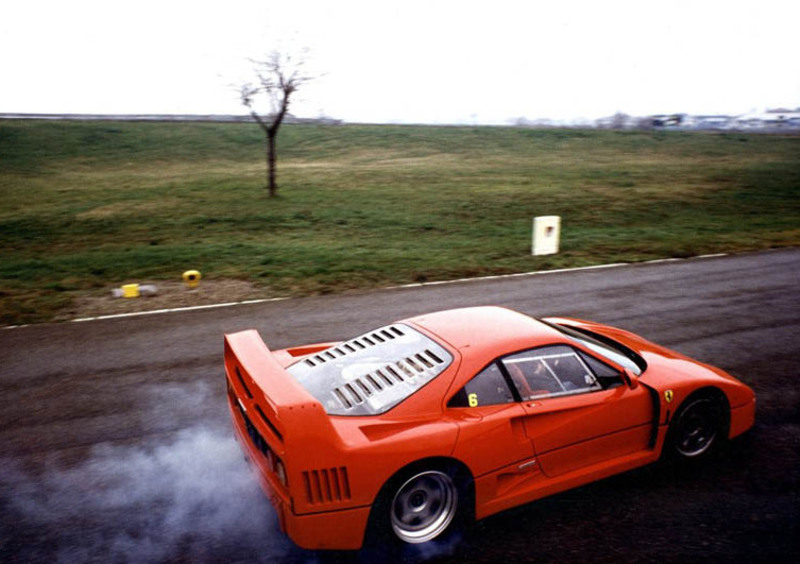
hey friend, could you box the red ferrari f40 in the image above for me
[224,306,755,550]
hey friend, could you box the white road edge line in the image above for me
[695,253,729,259]
[395,262,629,289]
[1,253,730,328]
[70,297,288,323]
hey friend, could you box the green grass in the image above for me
[1,120,798,324]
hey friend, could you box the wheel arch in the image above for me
[377,456,475,507]
[676,385,731,434]
[364,455,475,546]
[664,385,731,460]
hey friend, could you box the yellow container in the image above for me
[182,270,201,288]
[122,283,140,298]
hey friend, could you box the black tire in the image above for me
[667,393,728,459]
[367,462,472,549]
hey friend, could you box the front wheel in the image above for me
[669,395,726,458]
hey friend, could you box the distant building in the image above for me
[731,108,800,131]
[684,115,735,130]
[651,114,685,128]
[763,108,800,129]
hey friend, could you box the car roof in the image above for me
[406,306,563,358]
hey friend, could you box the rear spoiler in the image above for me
[224,330,341,453]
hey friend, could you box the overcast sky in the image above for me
[1,0,798,124]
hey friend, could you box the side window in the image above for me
[448,363,515,408]
[502,345,602,400]
[577,350,623,389]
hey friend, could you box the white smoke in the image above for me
[0,378,459,563]
[0,426,305,563]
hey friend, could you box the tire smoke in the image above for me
[0,426,304,563]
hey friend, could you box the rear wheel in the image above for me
[668,394,727,459]
[390,470,458,544]
[367,462,472,549]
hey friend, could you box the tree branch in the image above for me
[239,49,314,195]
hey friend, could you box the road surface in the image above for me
[1,249,798,563]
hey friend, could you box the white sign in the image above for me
[532,216,561,255]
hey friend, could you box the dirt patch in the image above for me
[59,279,273,320]
[75,200,182,220]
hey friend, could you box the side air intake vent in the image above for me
[302,466,351,505]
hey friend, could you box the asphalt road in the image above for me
[1,249,798,563]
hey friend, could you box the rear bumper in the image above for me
[284,504,371,551]
[228,395,370,550]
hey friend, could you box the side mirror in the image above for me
[623,368,639,389]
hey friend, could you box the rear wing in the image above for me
[224,330,341,455]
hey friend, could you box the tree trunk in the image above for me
[267,131,277,197]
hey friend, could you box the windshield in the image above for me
[286,324,453,415]
[543,321,646,376]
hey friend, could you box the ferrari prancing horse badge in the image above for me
[664,390,674,403]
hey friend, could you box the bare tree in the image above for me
[240,50,312,197]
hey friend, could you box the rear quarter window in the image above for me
[448,363,514,408]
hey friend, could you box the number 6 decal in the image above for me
[468,393,478,407]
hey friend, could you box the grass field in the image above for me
[1,120,798,325]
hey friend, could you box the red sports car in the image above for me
[224,306,755,550]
